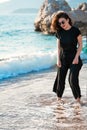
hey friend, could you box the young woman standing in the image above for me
[51,12,83,104]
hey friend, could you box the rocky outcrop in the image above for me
[34,0,87,35]
[68,8,87,35]
[77,2,87,11]
[34,0,71,33]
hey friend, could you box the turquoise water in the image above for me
[0,13,87,80]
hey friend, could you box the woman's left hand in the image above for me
[72,56,79,64]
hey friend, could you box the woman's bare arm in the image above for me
[72,35,82,64]
[57,39,61,67]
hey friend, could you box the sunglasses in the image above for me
[58,21,65,26]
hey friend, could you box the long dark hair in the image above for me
[51,11,73,32]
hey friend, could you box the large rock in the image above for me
[34,0,71,33]
[77,2,87,11]
[68,9,87,35]
[34,0,87,35]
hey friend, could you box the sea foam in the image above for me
[0,51,57,80]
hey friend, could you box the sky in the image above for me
[0,0,87,14]
[0,0,44,14]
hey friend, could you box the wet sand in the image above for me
[0,64,87,130]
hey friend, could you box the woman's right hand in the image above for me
[57,60,61,67]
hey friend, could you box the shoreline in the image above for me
[0,64,87,130]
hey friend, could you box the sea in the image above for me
[0,5,87,80]
[0,2,87,129]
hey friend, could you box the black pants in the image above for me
[53,53,83,99]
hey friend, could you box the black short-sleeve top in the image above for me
[56,26,81,52]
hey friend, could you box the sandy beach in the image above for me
[0,64,87,130]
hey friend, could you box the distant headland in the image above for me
[13,8,38,14]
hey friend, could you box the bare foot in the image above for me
[57,97,61,101]
[57,97,65,104]
[76,98,85,106]
[76,98,81,103]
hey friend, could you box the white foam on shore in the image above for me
[0,51,57,80]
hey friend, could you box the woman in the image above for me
[51,12,83,104]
